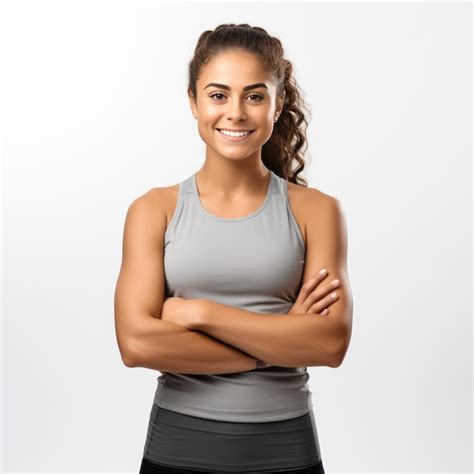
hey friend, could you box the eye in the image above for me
[247,93,264,102]
[209,92,264,102]
[210,92,226,101]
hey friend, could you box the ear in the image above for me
[276,90,286,115]
[188,89,198,118]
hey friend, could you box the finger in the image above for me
[294,269,330,309]
[308,291,339,313]
[308,306,329,316]
[303,278,340,310]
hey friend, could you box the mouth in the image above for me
[216,128,256,142]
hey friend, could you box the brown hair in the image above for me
[187,23,312,187]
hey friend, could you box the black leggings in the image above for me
[140,405,325,473]
[140,456,325,473]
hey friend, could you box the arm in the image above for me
[192,194,353,368]
[113,189,264,373]
[194,301,340,367]
[131,316,264,374]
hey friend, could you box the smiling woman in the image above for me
[114,22,352,474]
[186,31,312,181]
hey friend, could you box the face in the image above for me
[189,49,284,160]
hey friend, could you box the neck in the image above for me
[196,156,270,200]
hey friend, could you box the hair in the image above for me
[187,23,312,187]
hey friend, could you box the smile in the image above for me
[216,128,255,141]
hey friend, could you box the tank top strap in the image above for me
[180,173,196,195]
[271,170,287,198]
[274,172,306,252]
[164,175,194,244]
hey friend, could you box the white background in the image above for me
[1,1,472,473]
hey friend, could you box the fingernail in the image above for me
[331,292,337,298]
[319,268,327,274]
[332,279,339,284]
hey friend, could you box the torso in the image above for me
[154,174,328,249]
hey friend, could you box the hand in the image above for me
[261,270,340,370]
[289,268,340,315]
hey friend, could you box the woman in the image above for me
[114,23,352,473]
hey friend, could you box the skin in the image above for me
[156,49,352,370]
[188,48,285,213]
[161,270,340,331]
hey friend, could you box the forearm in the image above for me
[195,300,342,368]
[129,316,261,374]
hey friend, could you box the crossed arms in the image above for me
[115,189,353,374]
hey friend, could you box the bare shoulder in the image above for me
[288,180,339,208]
[143,182,180,228]
[286,180,342,247]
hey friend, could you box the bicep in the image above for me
[114,190,167,365]
[303,195,353,350]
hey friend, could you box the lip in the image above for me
[216,128,255,142]
[217,128,254,132]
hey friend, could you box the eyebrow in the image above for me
[204,82,268,92]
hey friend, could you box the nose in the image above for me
[225,98,247,121]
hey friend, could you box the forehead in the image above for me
[198,50,272,86]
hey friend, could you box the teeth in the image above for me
[219,129,251,137]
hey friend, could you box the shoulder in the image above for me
[288,180,341,213]
[122,184,174,243]
[287,180,345,244]
[130,182,181,228]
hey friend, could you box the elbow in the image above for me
[119,339,141,368]
[329,308,353,368]
[122,352,138,368]
[328,353,343,368]
[329,332,351,368]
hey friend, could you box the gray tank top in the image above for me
[154,169,314,422]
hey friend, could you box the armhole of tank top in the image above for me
[283,179,306,251]
[164,182,184,244]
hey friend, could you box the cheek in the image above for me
[254,111,275,130]
[200,110,221,128]
[256,110,275,128]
